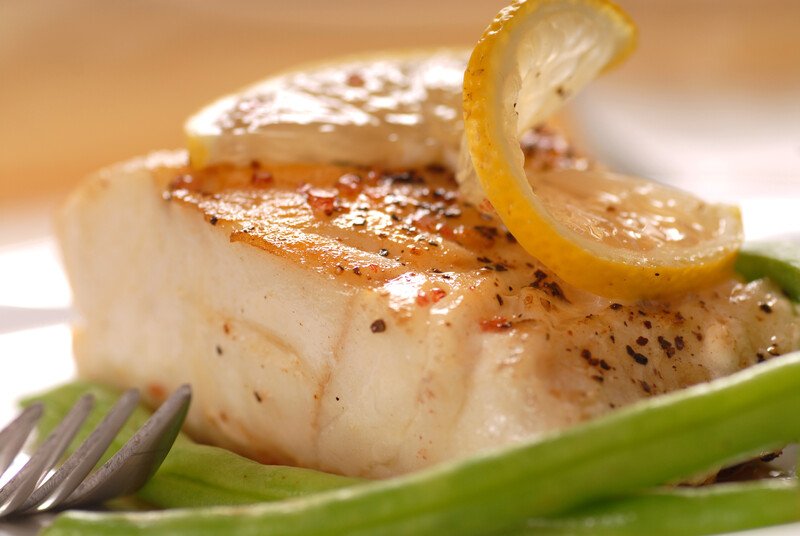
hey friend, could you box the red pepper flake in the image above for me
[416,288,447,306]
[346,73,365,86]
[147,383,167,402]
[337,173,363,195]
[480,316,513,332]
[251,170,274,186]
[303,187,338,216]
[169,174,194,190]
[370,319,386,333]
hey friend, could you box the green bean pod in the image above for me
[43,351,800,535]
[518,480,800,535]
[23,382,361,508]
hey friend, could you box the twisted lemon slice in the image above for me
[462,0,743,299]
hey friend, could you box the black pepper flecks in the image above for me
[474,225,499,240]
[626,345,649,365]
[543,281,568,302]
[530,270,548,288]
[636,336,649,346]
[370,319,386,333]
[657,336,675,358]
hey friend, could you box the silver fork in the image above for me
[0,384,191,518]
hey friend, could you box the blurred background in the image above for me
[1,0,799,243]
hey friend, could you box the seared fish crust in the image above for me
[59,129,800,477]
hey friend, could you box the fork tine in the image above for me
[0,394,93,517]
[0,404,43,478]
[62,384,191,509]
[19,389,140,514]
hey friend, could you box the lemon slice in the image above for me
[186,49,468,171]
[462,0,743,299]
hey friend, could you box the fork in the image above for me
[0,384,191,518]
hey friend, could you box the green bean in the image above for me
[516,480,800,535]
[22,382,362,508]
[735,239,800,301]
[42,351,800,535]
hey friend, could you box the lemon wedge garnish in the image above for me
[462,0,743,299]
[186,49,468,171]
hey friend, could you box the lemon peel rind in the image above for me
[463,0,742,299]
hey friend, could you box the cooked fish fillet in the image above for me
[58,129,800,478]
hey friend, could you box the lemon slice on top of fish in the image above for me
[461,0,743,299]
[185,49,469,171]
